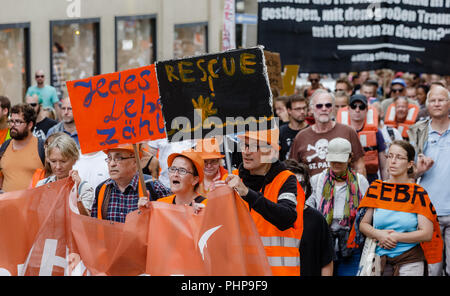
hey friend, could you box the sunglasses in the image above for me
[315,103,332,109]
[28,103,38,107]
[349,103,367,110]
[391,88,404,93]
[309,79,319,82]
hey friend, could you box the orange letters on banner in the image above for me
[347,180,443,264]
[65,64,166,154]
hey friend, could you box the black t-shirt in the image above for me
[33,117,58,141]
[300,206,334,276]
[279,124,307,161]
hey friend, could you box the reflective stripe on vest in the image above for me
[260,236,301,248]
[249,169,304,276]
[267,256,300,267]
[97,178,144,220]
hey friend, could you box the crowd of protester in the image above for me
[0,68,449,276]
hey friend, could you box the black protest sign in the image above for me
[258,1,450,75]
[156,47,273,141]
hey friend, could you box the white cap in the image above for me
[326,137,351,163]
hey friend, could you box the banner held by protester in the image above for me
[0,179,271,276]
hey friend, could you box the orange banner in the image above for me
[347,180,443,264]
[66,65,166,154]
[0,179,271,276]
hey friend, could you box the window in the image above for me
[50,19,100,100]
[115,15,156,71]
[174,23,208,59]
[0,23,30,104]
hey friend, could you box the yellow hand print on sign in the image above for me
[192,95,218,121]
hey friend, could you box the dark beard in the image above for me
[10,128,29,140]
[292,117,305,124]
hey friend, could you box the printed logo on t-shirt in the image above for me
[306,139,329,171]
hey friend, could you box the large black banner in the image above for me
[157,47,273,141]
[257,0,450,74]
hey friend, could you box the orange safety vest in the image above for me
[97,179,145,220]
[30,168,47,188]
[337,106,380,174]
[220,168,239,181]
[347,180,443,264]
[384,103,419,139]
[157,194,208,206]
[247,170,305,276]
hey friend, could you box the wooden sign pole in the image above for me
[133,143,149,199]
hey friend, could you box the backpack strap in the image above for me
[0,138,11,158]
[37,137,45,165]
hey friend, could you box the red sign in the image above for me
[66,64,166,154]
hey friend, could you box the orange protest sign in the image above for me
[66,65,166,154]
[279,65,299,96]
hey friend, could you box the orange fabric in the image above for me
[347,180,443,264]
[0,179,270,275]
[384,103,419,138]
[249,169,305,276]
[157,194,208,206]
[337,106,379,173]
[30,168,47,188]
[96,178,145,220]
[0,128,10,145]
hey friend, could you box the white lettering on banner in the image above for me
[198,225,223,261]
[39,239,67,276]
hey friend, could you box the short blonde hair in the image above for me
[46,133,79,162]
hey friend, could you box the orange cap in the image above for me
[192,138,224,160]
[167,150,204,183]
[104,144,142,157]
[237,128,280,150]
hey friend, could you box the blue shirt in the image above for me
[26,85,59,108]
[46,122,79,147]
[373,208,418,258]
[419,121,450,216]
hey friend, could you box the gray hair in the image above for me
[310,89,335,106]
[425,84,450,107]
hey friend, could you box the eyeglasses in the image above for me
[35,75,44,78]
[239,142,272,152]
[315,103,333,109]
[168,166,193,176]
[349,103,367,111]
[391,88,404,93]
[28,103,38,107]
[309,79,319,83]
[105,156,134,163]
[386,154,408,161]
[7,119,26,126]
